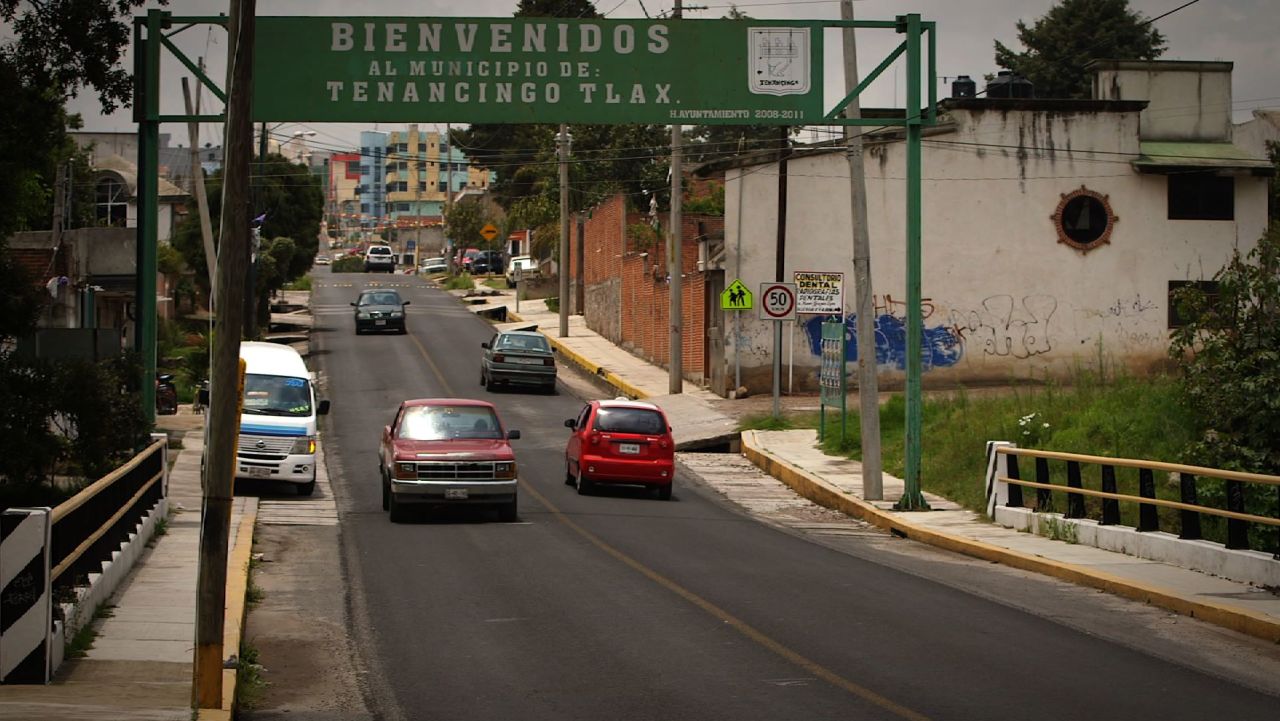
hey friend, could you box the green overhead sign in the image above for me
[252,17,824,124]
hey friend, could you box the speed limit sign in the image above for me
[758,282,797,321]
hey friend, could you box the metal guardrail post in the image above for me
[1006,454,1023,508]
[1178,473,1201,540]
[1100,465,1120,525]
[1138,468,1159,532]
[1034,457,1052,512]
[1225,480,1248,550]
[1065,461,1085,519]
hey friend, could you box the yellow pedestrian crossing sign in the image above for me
[721,279,753,310]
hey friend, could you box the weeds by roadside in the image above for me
[64,603,115,659]
[146,514,169,548]
[236,638,268,708]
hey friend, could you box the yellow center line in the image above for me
[406,329,455,396]
[518,481,932,721]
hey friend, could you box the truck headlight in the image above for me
[290,436,316,454]
[395,462,417,478]
[390,311,403,318]
[357,312,372,319]
[494,462,516,479]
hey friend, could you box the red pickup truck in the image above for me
[379,398,521,523]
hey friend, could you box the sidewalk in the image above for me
[0,413,257,720]
[469,287,1280,643]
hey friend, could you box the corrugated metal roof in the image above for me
[1134,142,1274,174]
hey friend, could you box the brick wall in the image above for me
[575,194,722,385]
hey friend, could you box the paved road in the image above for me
[252,270,1280,721]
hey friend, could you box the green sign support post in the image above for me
[132,12,935,503]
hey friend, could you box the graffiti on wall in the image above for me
[945,294,1058,359]
[800,293,1060,370]
[802,312,963,371]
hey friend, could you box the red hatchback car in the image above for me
[564,399,674,500]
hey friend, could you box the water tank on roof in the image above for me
[951,75,977,98]
[987,70,1034,99]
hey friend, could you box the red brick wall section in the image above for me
[578,193,722,382]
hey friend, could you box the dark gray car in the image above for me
[480,331,556,393]
[352,289,409,334]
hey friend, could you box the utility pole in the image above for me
[667,0,684,395]
[194,0,255,709]
[182,74,217,307]
[558,123,570,337]
[444,123,454,266]
[841,0,883,500]
[772,125,790,419]
[575,214,585,314]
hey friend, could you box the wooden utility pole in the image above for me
[841,0,883,500]
[558,123,570,337]
[182,74,217,306]
[194,0,255,709]
[667,0,684,394]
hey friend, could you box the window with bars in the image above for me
[95,178,128,227]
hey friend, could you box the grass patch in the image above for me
[482,277,508,290]
[246,554,265,606]
[64,603,115,659]
[750,372,1198,519]
[284,275,313,291]
[236,638,268,709]
[146,514,169,548]
[443,272,474,291]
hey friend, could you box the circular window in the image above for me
[1051,187,1118,254]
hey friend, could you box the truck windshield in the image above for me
[398,405,502,440]
[242,374,313,416]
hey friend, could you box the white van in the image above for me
[235,342,329,495]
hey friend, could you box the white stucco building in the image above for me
[716,60,1274,392]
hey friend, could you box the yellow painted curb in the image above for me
[196,498,259,720]
[739,431,1280,645]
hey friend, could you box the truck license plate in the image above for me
[619,443,640,455]
[248,467,271,478]
[445,488,468,500]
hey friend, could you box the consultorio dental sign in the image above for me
[253,17,825,124]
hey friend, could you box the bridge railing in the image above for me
[985,442,1280,559]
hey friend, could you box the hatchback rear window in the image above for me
[594,407,665,435]
[368,247,391,255]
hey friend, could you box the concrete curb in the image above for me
[196,497,260,721]
[740,430,1280,644]
[505,310,650,400]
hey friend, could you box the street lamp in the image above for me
[290,130,317,164]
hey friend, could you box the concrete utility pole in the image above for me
[194,0,255,709]
[558,123,570,337]
[575,214,585,314]
[841,0,883,500]
[667,0,684,395]
[182,74,217,307]
[445,123,454,267]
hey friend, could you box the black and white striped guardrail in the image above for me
[0,508,52,684]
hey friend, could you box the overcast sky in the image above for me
[59,0,1278,154]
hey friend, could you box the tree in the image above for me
[1,0,160,113]
[1170,224,1280,550]
[994,0,1165,99]
[444,199,492,250]
[170,155,323,296]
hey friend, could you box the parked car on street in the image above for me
[314,255,331,266]
[458,247,481,271]
[480,331,557,393]
[379,399,521,522]
[364,244,396,272]
[471,250,505,275]
[564,399,674,500]
[351,288,409,334]
[418,256,448,274]
[505,255,540,287]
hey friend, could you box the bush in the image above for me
[545,296,560,313]
[332,255,363,273]
[443,272,474,291]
